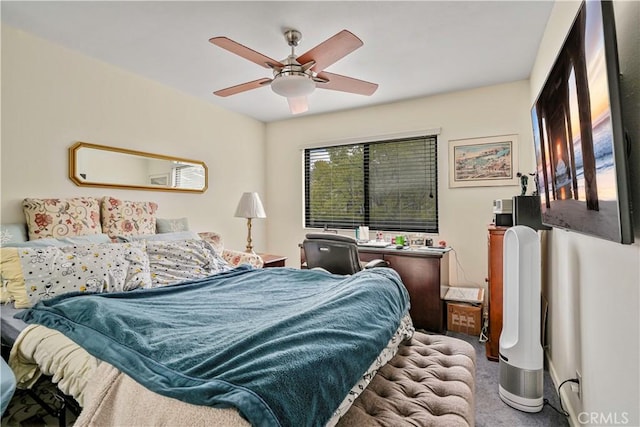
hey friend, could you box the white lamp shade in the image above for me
[271,74,315,98]
[234,192,266,219]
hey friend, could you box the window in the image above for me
[304,135,438,233]
[172,163,206,190]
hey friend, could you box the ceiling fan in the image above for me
[209,29,378,114]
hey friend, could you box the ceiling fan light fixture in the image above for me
[288,96,309,114]
[271,74,316,98]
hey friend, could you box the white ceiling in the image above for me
[1,1,554,123]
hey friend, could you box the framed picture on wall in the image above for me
[149,173,170,186]
[448,134,519,188]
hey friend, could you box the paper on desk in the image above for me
[358,226,369,241]
[443,287,484,304]
[357,240,392,248]
[412,246,452,253]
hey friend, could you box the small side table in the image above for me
[259,253,287,268]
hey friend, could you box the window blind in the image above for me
[173,164,206,190]
[304,135,438,233]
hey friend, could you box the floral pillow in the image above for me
[23,197,101,240]
[198,232,224,254]
[146,239,231,287]
[101,197,158,239]
[222,251,264,269]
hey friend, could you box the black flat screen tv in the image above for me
[531,0,633,244]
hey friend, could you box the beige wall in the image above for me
[1,26,267,252]
[266,80,534,290]
[529,1,639,425]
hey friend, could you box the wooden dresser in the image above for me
[486,226,509,361]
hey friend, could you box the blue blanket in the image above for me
[18,266,409,427]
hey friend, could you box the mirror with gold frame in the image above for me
[69,142,208,193]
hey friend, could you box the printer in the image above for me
[493,198,513,226]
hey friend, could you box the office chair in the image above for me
[303,233,388,275]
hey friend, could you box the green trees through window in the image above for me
[304,135,438,233]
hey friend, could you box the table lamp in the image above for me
[234,192,266,253]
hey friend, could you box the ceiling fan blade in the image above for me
[209,37,283,69]
[296,30,363,72]
[287,96,309,114]
[213,78,272,97]
[316,72,378,96]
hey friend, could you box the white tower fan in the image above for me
[499,225,543,412]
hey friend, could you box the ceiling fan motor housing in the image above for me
[284,29,302,47]
[271,61,316,98]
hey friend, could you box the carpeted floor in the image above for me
[1,377,78,427]
[445,331,570,427]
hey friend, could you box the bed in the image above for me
[5,260,413,425]
[1,196,476,426]
[4,266,477,426]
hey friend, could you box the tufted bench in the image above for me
[338,332,476,427]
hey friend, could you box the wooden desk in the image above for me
[299,245,449,332]
[259,253,287,268]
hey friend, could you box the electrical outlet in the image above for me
[575,370,582,401]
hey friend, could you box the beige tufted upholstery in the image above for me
[339,332,476,427]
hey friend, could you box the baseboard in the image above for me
[546,352,580,427]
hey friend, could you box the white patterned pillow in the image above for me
[17,241,151,306]
[146,239,231,287]
[0,224,28,245]
[156,218,190,233]
[3,234,112,248]
[117,231,201,243]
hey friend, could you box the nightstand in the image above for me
[259,253,287,268]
